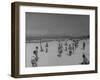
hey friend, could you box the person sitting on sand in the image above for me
[31,56,37,67]
[81,54,89,64]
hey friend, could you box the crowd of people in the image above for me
[57,39,79,57]
[31,39,89,67]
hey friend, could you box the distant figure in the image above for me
[83,41,86,50]
[72,46,74,54]
[45,42,48,47]
[57,44,63,57]
[60,42,63,50]
[33,46,39,61]
[40,40,44,52]
[45,47,48,53]
[64,41,68,51]
[45,42,48,53]
[74,41,77,49]
[58,40,61,47]
[81,54,89,64]
[65,41,68,46]
[68,44,72,56]
[31,56,37,67]
[72,42,75,53]
[69,50,72,56]
[74,40,79,49]
[65,46,68,51]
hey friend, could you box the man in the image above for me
[33,46,39,61]
[83,41,86,50]
[57,44,63,57]
[72,42,75,53]
[45,42,48,53]
[64,41,68,51]
[68,44,72,56]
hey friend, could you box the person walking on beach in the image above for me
[64,40,68,51]
[57,46,63,57]
[45,42,48,53]
[83,41,86,50]
[33,46,39,61]
[40,39,44,52]
[57,41,63,57]
[72,42,75,53]
[68,44,72,56]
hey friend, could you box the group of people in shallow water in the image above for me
[57,39,79,57]
[31,39,89,67]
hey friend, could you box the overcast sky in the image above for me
[26,12,89,38]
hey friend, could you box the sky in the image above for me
[26,12,89,38]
